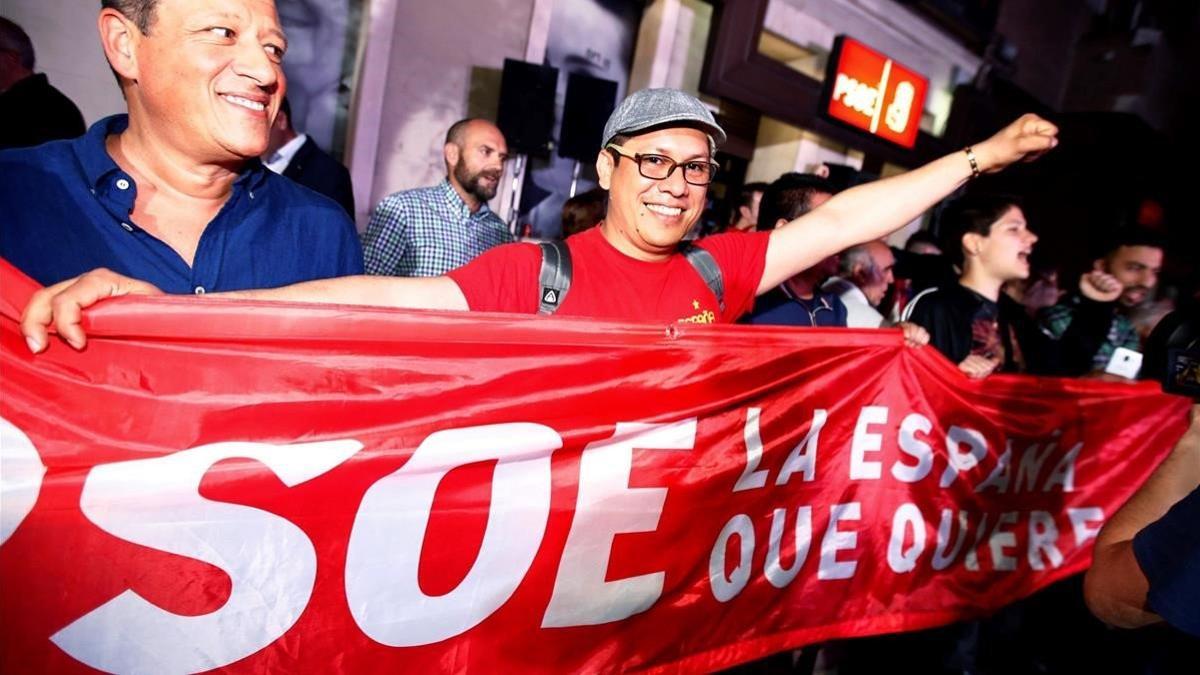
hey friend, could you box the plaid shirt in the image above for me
[361,179,513,277]
[1039,297,1141,370]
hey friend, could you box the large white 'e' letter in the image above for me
[543,419,696,627]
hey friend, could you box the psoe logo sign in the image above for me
[822,36,929,150]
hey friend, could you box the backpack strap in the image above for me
[900,286,938,323]
[680,243,725,313]
[537,240,572,315]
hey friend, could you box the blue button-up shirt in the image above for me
[0,115,363,293]
[361,179,513,277]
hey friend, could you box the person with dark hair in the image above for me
[262,96,355,217]
[727,181,767,232]
[890,228,956,317]
[0,16,85,149]
[904,229,941,255]
[746,173,845,327]
[361,118,512,277]
[560,187,607,237]
[902,195,1049,378]
[24,89,1060,352]
[753,173,834,232]
[1038,228,1166,376]
[0,0,362,295]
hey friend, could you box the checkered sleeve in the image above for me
[1117,316,1142,350]
[1038,304,1073,339]
[361,194,409,276]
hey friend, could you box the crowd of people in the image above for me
[1,0,1196,672]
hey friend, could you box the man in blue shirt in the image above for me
[746,173,847,328]
[0,0,362,295]
[1087,401,1200,638]
[361,118,513,277]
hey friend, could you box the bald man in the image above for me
[823,241,896,328]
[361,118,513,277]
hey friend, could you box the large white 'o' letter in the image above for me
[346,423,560,647]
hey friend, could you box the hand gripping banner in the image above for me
[0,260,1190,673]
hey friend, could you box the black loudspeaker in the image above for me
[558,73,618,161]
[496,58,558,157]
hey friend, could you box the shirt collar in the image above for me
[828,276,870,306]
[781,283,836,310]
[264,132,307,174]
[438,178,493,218]
[76,113,269,191]
[77,114,128,188]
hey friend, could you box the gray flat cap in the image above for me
[601,88,726,148]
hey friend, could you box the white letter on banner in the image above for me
[52,439,361,675]
[543,420,696,627]
[1043,443,1082,492]
[975,444,1012,493]
[888,503,927,573]
[819,502,861,580]
[765,506,813,588]
[940,426,988,488]
[1015,442,1054,492]
[849,407,888,480]
[346,424,560,646]
[1068,507,1104,546]
[988,511,1019,571]
[710,514,755,602]
[733,408,769,491]
[892,413,933,483]
[776,410,827,485]
[932,509,971,570]
[1027,511,1064,570]
[0,417,46,545]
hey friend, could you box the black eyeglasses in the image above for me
[606,144,718,186]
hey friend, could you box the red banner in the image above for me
[0,260,1190,673]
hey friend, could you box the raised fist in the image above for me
[1079,270,1123,303]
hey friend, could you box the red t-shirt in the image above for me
[446,226,770,323]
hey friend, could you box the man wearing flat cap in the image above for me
[25,89,1060,348]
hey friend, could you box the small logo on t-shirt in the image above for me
[542,288,559,305]
[679,299,717,324]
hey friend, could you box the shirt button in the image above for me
[116,178,130,190]
[120,222,134,232]
[194,286,206,295]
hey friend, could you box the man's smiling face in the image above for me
[128,0,288,162]
[597,127,710,261]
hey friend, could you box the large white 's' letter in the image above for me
[52,439,360,674]
[0,417,46,545]
[892,414,933,483]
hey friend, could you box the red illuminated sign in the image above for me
[821,36,929,149]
